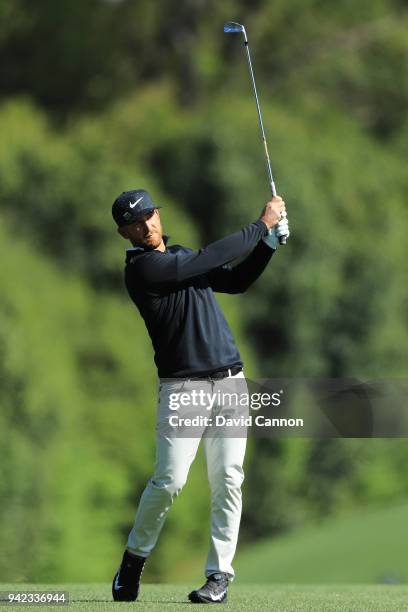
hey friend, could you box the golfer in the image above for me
[111,189,288,603]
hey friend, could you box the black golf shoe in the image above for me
[112,549,147,602]
[188,572,229,604]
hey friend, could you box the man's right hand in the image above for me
[259,196,286,230]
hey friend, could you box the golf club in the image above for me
[224,21,289,245]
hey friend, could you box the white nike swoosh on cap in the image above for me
[129,196,144,208]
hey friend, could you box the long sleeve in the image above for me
[133,220,268,288]
[207,239,275,294]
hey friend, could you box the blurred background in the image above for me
[0,0,407,585]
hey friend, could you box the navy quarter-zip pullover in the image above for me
[124,219,273,377]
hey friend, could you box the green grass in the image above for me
[1,584,408,611]
[170,500,408,586]
[2,503,407,610]
[234,500,408,584]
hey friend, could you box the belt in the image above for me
[189,365,243,381]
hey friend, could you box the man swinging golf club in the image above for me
[111,188,289,603]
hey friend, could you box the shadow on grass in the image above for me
[72,598,191,605]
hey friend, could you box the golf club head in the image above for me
[224,21,246,35]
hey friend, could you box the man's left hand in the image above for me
[263,211,290,250]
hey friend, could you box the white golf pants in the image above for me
[126,370,248,579]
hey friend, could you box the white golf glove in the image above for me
[263,213,290,250]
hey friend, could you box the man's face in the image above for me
[119,209,163,249]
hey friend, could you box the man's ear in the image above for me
[118,226,129,240]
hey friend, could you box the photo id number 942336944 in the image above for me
[0,591,69,605]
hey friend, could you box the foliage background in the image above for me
[0,0,407,583]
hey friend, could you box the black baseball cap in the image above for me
[112,189,162,227]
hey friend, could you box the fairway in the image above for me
[1,584,408,611]
[234,500,408,584]
[169,500,408,587]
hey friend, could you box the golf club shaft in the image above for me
[243,41,277,198]
[242,37,287,244]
